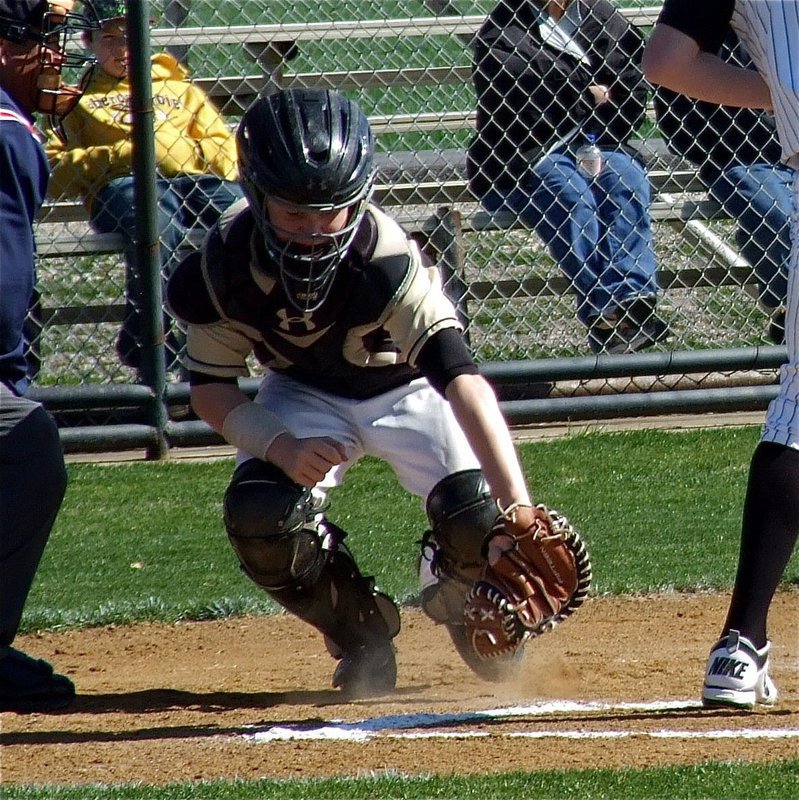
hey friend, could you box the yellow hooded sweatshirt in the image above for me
[46,52,239,210]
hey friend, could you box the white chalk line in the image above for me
[242,698,799,743]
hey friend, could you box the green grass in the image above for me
[6,760,799,799]
[23,425,799,633]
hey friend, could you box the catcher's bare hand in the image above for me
[464,503,592,663]
[267,434,347,487]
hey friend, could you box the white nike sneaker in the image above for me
[702,629,778,709]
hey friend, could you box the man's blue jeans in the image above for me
[90,174,244,371]
[709,162,793,311]
[480,149,659,327]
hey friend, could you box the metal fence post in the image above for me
[128,0,168,459]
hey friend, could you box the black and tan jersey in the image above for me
[167,203,464,399]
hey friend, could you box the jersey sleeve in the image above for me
[182,321,253,379]
[382,251,463,367]
[416,326,478,396]
[0,107,47,393]
[657,0,735,52]
[166,242,253,380]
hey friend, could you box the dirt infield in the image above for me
[3,591,797,788]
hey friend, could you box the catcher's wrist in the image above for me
[496,499,534,523]
[221,401,289,460]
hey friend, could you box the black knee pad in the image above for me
[425,469,496,569]
[223,459,323,590]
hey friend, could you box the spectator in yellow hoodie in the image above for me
[46,0,243,376]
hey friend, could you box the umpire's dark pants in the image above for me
[0,385,67,654]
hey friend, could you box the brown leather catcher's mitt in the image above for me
[464,503,592,662]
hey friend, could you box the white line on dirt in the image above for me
[243,698,798,743]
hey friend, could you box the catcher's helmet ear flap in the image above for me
[237,88,375,313]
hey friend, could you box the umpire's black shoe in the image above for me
[331,640,397,698]
[0,648,75,713]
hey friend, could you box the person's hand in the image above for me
[266,433,347,487]
[589,84,611,105]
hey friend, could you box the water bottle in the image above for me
[576,134,603,178]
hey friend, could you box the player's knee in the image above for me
[425,469,496,567]
[223,459,324,590]
[420,470,497,623]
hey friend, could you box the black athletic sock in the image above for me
[722,441,799,648]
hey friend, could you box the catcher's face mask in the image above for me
[0,2,98,117]
[261,194,366,314]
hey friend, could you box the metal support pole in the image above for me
[128,0,168,459]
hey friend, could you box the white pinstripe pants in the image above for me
[762,169,799,446]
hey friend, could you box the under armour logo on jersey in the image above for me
[276,308,316,333]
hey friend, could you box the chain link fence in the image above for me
[31,0,786,412]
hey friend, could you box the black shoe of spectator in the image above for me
[610,317,670,354]
[0,648,75,713]
[588,297,670,355]
[767,309,786,345]
[588,322,613,354]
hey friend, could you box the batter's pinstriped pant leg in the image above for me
[762,170,799,447]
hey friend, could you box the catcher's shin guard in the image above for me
[269,530,401,696]
[421,470,524,681]
[223,459,326,590]
[224,460,400,692]
[420,470,496,624]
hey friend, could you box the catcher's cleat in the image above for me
[419,538,520,681]
[702,630,778,709]
[331,640,397,698]
[446,623,524,683]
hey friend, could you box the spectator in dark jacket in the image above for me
[468,0,668,354]
[654,31,791,343]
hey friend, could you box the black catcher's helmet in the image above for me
[237,88,375,313]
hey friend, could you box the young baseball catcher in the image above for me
[167,87,591,698]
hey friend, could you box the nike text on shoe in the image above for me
[702,629,778,709]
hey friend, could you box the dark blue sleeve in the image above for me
[0,107,49,394]
[657,0,735,53]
